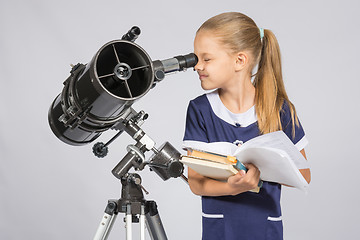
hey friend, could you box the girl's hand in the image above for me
[227,163,260,195]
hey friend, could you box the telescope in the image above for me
[48,26,197,240]
[48,26,197,181]
[48,26,196,147]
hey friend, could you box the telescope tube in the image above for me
[48,38,198,146]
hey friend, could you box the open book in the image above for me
[181,131,309,191]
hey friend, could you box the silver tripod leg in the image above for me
[126,204,132,240]
[140,205,145,240]
[126,204,145,240]
[93,201,118,240]
[126,204,146,240]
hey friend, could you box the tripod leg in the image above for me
[93,201,118,240]
[145,201,168,240]
[126,204,132,240]
[140,205,145,240]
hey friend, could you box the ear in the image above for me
[235,52,248,71]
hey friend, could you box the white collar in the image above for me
[206,90,257,127]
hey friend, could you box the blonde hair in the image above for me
[198,12,299,136]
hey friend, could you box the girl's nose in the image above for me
[194,61,204,71]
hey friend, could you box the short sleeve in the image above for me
[183,100,208,143]
[280,101,308,151]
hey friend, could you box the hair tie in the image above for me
[259,27,264,40]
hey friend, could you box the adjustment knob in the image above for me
[92,142,108,158]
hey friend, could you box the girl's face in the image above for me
[194,30,238,90]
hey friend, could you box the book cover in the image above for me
[180,155,238,181]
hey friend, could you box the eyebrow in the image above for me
[196,52,213,57]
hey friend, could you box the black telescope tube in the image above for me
[48,24,197,146]
[48,39,154,146]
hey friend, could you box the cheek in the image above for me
[213,61,234,78]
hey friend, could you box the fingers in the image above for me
[245,163,261,186]
[245,163,260,177]
[239,169,246,176]
[228,163,260,192]
[227,172,244,185]
[244,163,257,170]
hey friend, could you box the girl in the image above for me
[183,12,311,240]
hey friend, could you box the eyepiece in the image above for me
[152,53,198,82]
[122,26,141,42]
[174,53,198,70]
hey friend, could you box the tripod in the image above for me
[91,109,185,240]
[93,173,167,240]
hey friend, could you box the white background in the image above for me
[1,0,359,239]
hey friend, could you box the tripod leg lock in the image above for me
[93,200,119,240]
[105,200,118,215]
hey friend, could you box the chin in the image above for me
[201,82,217,91]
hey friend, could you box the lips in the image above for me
[198,74,208,80]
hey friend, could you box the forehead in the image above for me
[194,30,225,55]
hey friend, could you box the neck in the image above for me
[218,72,255,114]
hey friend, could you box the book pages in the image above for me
[180,156,238,181]
[236,147,308,191]
[235,131,310,170]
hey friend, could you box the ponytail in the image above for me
[254,29,298,136]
